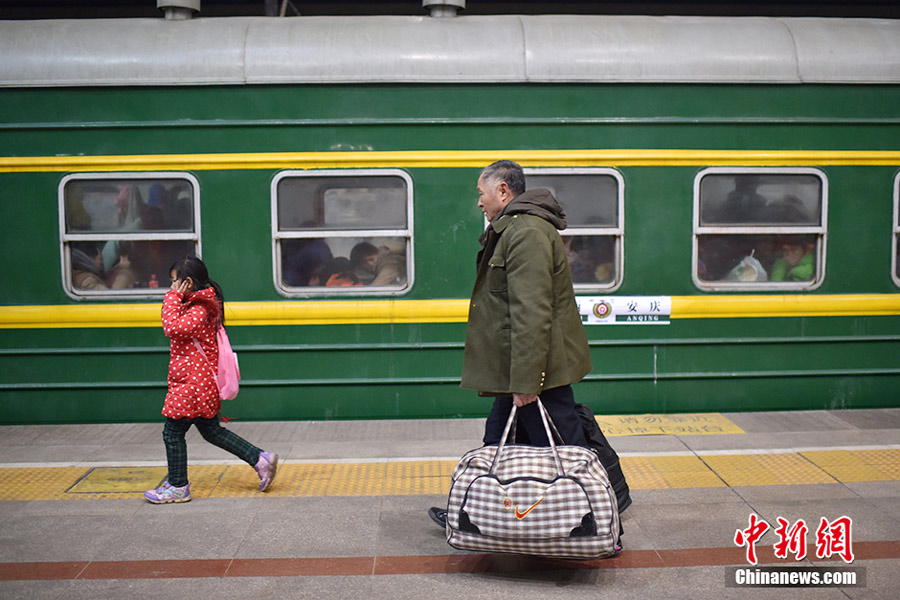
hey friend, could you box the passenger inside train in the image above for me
[770,235,816,282]
[350,241,408,286]
[70,240,135,290]
[696,172,823,285]
[64,179,197,291]
[321,257,362,287]
[564,235,615,285]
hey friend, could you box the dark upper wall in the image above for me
[1,1,899,20]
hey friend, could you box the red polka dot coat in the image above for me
[161,286,222,419]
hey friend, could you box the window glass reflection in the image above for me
[275,172,412,295]
[563,235,616,285]
[277,176,407,230]
[526,174,619,228]
[699,174,821,226]
[281,236,408,289]
[70,239,196,290]
[697,234,817,283]
[65,180,193,233]
[62,175,198,296]
[694,170,825,289]
[524,170,624,291]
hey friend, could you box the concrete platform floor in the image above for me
[0,407,898,599]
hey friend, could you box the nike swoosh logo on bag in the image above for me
[514,497,544,519]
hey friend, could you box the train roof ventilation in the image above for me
[158,0,199,20]
[424,0,465,18]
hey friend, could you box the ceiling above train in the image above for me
[1,0,899,20]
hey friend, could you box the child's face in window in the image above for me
[781,244,807,266]
[360,253,379,274]
[91,249,104,270]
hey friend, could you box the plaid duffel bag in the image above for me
[446,399,621,560]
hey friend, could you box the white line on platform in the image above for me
[2,444,897,469]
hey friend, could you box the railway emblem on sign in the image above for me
[593,301,611,319]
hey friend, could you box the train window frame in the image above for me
[271,169,415,297]
[522,167,625,293]
[58,172,202,300]
[893,173,900,288]
[692,167,828,292]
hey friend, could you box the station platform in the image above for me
[1,407,898,599]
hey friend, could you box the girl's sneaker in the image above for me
[255,452,279,492]
[144,481,191,504]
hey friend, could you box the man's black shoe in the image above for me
[428,506,447,529]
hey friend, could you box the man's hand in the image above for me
[513,393,538,407]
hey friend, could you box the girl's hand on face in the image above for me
[171,278,193,294]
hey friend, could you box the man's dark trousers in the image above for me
[482,384,588,448]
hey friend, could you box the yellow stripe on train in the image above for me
[1,294,899,329]
[3,149,900,172]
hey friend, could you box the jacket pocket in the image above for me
[168,355,193,385]
[486,256,507,292]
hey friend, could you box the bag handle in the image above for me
[539,401,565,446]
[537,399,566,476]
[192,338,221,397]
[191,334,233,417]
[192,324,224,372]
[505,400,564,447]
[489,397,566,477]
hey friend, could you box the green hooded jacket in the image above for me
[460,188,592,395]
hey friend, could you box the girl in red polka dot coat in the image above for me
[144,256,278,504]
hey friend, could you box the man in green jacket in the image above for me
[429,160,593,528]
[461,159,592,447]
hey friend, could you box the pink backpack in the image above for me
[193,325,241,401]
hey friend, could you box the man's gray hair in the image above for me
[481,160,526,196]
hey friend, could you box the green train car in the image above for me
[1,14,899,424]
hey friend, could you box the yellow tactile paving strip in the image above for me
[623,456,727,489]
[699,453,835,487]
[1,449,898,501]
[801,449,900,482]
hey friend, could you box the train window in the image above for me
[59,174,200,299]
[524,169,624,291]
[273,170,413,296]
[693,168,827,291]
[894,173,900,287]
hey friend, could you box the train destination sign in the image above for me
[576,296,671,325]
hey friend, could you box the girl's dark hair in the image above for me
[170,256,225,326]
